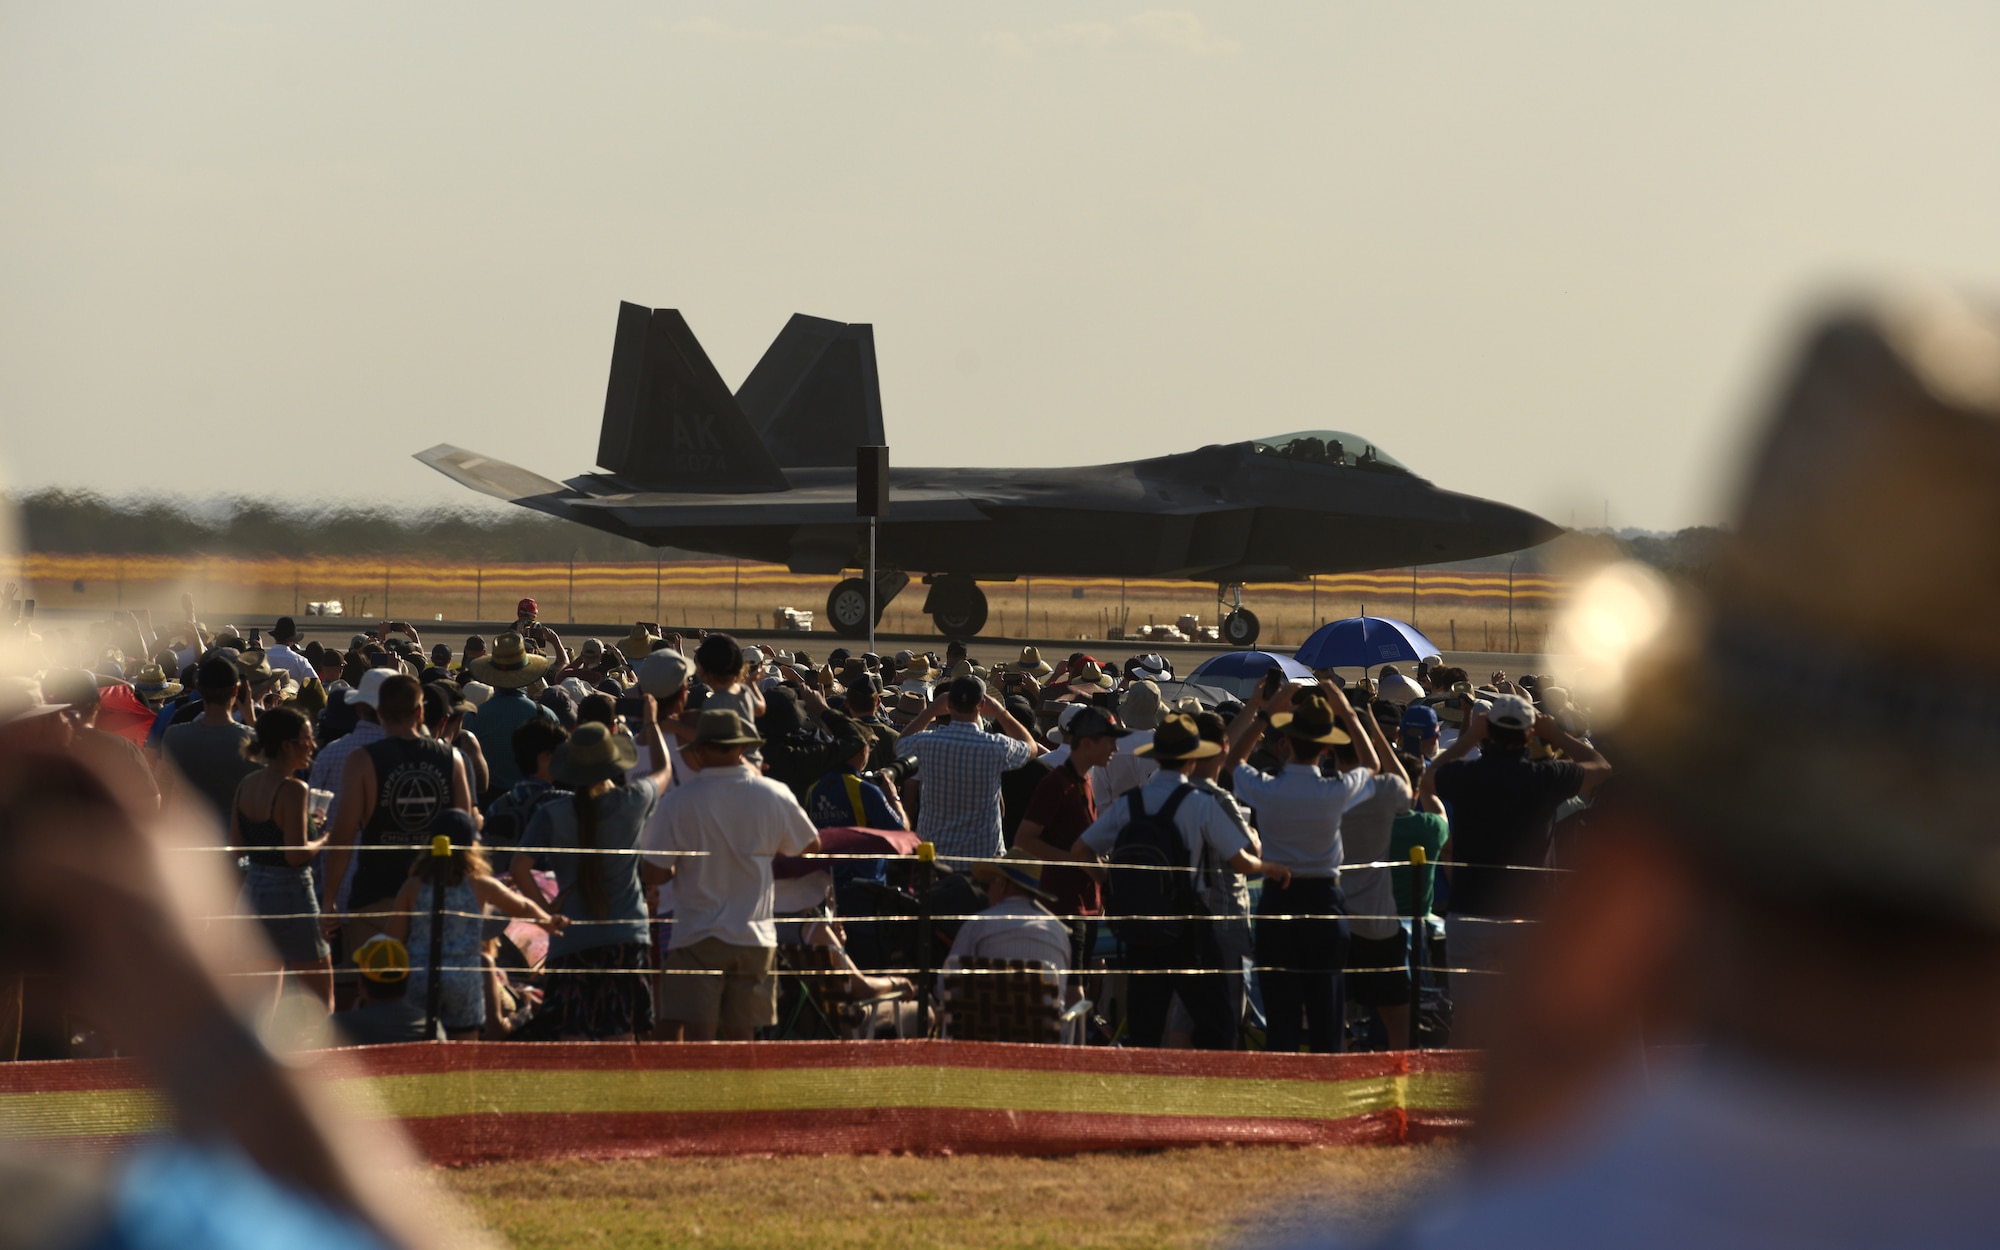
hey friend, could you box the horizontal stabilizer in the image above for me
[415,444,570,502]
[597,302,791,493]
[735,313,884,468]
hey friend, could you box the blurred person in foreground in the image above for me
[1289,299,2000,1248]
[0,744,483,1249]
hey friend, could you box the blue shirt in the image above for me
[805,768,902,887]
[806,770,903,831]
[527,778,660,959]
[463,687,555,794]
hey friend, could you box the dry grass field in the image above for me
[10,553,1566,652]
[439,1144,1456,1250]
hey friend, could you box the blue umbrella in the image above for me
[1186,651,1316,701]
[1293,616,1440,671]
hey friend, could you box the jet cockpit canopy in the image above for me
[1250,430,1417,477]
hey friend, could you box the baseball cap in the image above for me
[946,674,985,707]
[1065,706,1131,741]
[516,598,538,616]
[635,648,692,698]
[1486,692,1537,732]
[1400,704,1441,736]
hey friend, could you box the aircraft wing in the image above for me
[567,485,989,528]
[416,444,990,529]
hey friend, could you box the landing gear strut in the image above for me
[1218,583,1261,647]
[923,575,989,637]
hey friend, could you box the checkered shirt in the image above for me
[897,720,1034,862]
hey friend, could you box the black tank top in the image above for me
[349,735,455,909]
[235,779,292,869]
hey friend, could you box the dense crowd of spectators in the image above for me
[1,585,1608,1055]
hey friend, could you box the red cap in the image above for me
[517,598,538,616]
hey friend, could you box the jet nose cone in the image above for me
[1495,502,1566,552]
[1452,496,1565,558]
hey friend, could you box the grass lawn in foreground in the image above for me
[442,1144,1455,1250]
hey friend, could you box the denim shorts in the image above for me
[240,862,331,965]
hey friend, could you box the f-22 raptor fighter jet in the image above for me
[418,302,1561,644]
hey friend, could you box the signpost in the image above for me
[858,446,890,653]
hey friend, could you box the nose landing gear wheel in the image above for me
[1222,608,1261,647]
[826,578,875,639]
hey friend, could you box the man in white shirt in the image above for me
[1076,714,1291,1049]
[644,709,820,1042]
[1225,678,1379,1053]
[263,616,317,686]
[940,850,1074,1004]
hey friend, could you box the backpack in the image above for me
[1105,785,1206,949]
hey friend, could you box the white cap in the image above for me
[348,667,395,709]
[1487,692,1536,731]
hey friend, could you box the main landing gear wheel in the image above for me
[928,581,990,637]
[1222,608,1261,647]
[826,578,875,639]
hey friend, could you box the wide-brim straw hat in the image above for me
[1014,646,1054,678]
[1134,713,1221,761]
[1072,662,1116,693]
[468,631,554,689]
[1269,696,1352,746]
[551,721,639,787]
[624,625,660,656]
[1618,293,2000,926]
[131,664,184,704]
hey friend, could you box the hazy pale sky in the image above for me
[3,3,1997,530]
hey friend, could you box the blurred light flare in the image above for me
[1553,560,1674,724]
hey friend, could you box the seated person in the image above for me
[938,850,1073,1001]
[338,935,446,1045]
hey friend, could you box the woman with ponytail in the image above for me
[522,696,671,1039]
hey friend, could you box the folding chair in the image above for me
[941,957,1092,1045]
[776,943,908,1040]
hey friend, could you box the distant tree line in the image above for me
[8,488,1729,576]
[9,490,665,562]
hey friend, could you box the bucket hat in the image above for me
[551,721,638,787]
[689,708,765,749]
[1268,695,1352,746]
[1134,712,1221,761]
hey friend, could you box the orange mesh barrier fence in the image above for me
[0,1042,1477,1163]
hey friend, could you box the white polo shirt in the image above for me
[1231,762,1374,878]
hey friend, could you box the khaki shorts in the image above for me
[658,938,778,1033]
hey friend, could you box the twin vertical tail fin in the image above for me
[734,314,885,468]
[596,303,792,493]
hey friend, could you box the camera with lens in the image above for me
[864,757,918,789]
